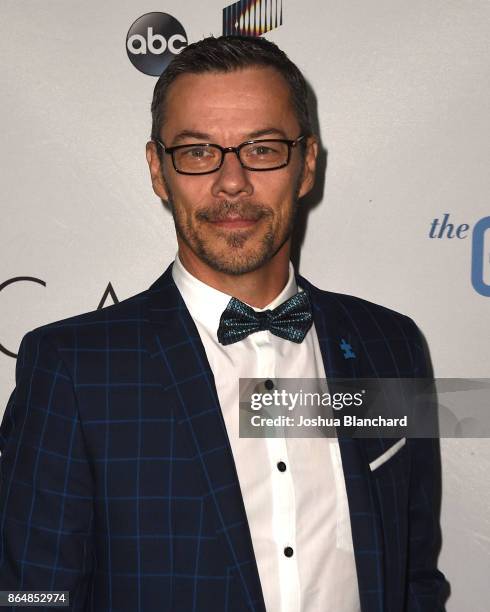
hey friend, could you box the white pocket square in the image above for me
[369,437,406,472]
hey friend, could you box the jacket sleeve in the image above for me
[0,330,94,611]
[405,319,450,611]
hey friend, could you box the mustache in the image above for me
[195,200,272,223]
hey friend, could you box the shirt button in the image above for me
[277,461,287,472]
[283,546,294,558]
[264,379,274,390]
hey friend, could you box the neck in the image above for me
[177,242,291,308]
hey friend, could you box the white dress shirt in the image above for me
[172,255,361,612]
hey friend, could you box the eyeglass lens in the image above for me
[173,141,290,173]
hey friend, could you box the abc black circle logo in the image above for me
[126,12,188,77]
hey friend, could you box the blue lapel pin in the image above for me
[340,338,356,359]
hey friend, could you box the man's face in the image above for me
[147,66,317,275]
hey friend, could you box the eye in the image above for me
[250,144,277,156]
[183,146,214,158]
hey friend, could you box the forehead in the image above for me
[162,66,299,141]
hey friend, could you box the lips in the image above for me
[196,202,269,230]
[210,214,259,229]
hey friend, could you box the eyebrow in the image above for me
[246,127,289,139]
[172,130,213,144]
[171,127,289,145]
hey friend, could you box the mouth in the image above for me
[209,215,260,230]
[196,201,270,234]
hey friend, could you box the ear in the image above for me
[297,136,318,199]
[146,140,170,202]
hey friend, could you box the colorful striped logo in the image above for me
[223,0,283,36]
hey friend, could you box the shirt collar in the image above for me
[172,254,298,336]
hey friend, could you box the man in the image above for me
[0,36,448,611]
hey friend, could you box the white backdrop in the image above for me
[1,1,489,609]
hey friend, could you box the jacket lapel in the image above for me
[298,274,386,612]
[143,264,266,612]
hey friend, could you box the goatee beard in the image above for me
[167,192,300,275]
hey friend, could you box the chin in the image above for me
[199,246,274,276]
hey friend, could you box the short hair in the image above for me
[150,35,311,141]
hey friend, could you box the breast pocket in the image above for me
[369,437,407,473]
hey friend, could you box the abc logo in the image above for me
[126,12,188,77]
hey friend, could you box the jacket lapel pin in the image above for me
[340,338,356,359]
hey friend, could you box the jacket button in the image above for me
[283,546,294,557]
[277,461,287,472]
[264,379,274,390]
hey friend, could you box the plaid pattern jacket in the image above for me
[0,263,449,611]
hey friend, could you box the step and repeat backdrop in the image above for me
[1,1,489,609]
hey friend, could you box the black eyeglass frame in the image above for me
[154,135,307,175]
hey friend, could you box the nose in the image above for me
[211,149,253,199]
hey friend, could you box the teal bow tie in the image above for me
[217,291,313,346]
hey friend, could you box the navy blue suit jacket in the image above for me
[0,264,449,611]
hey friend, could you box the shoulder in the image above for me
[18,286,153,360]
[298,275,430,376]
[300,275,420,339]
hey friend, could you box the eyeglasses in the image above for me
[154,135,306,175]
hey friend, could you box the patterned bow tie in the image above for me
[217,291,313,346]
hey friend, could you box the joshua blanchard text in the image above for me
[250,415,408,428]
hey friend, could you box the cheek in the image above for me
[171,178,213,214]
[257,174,299,216]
